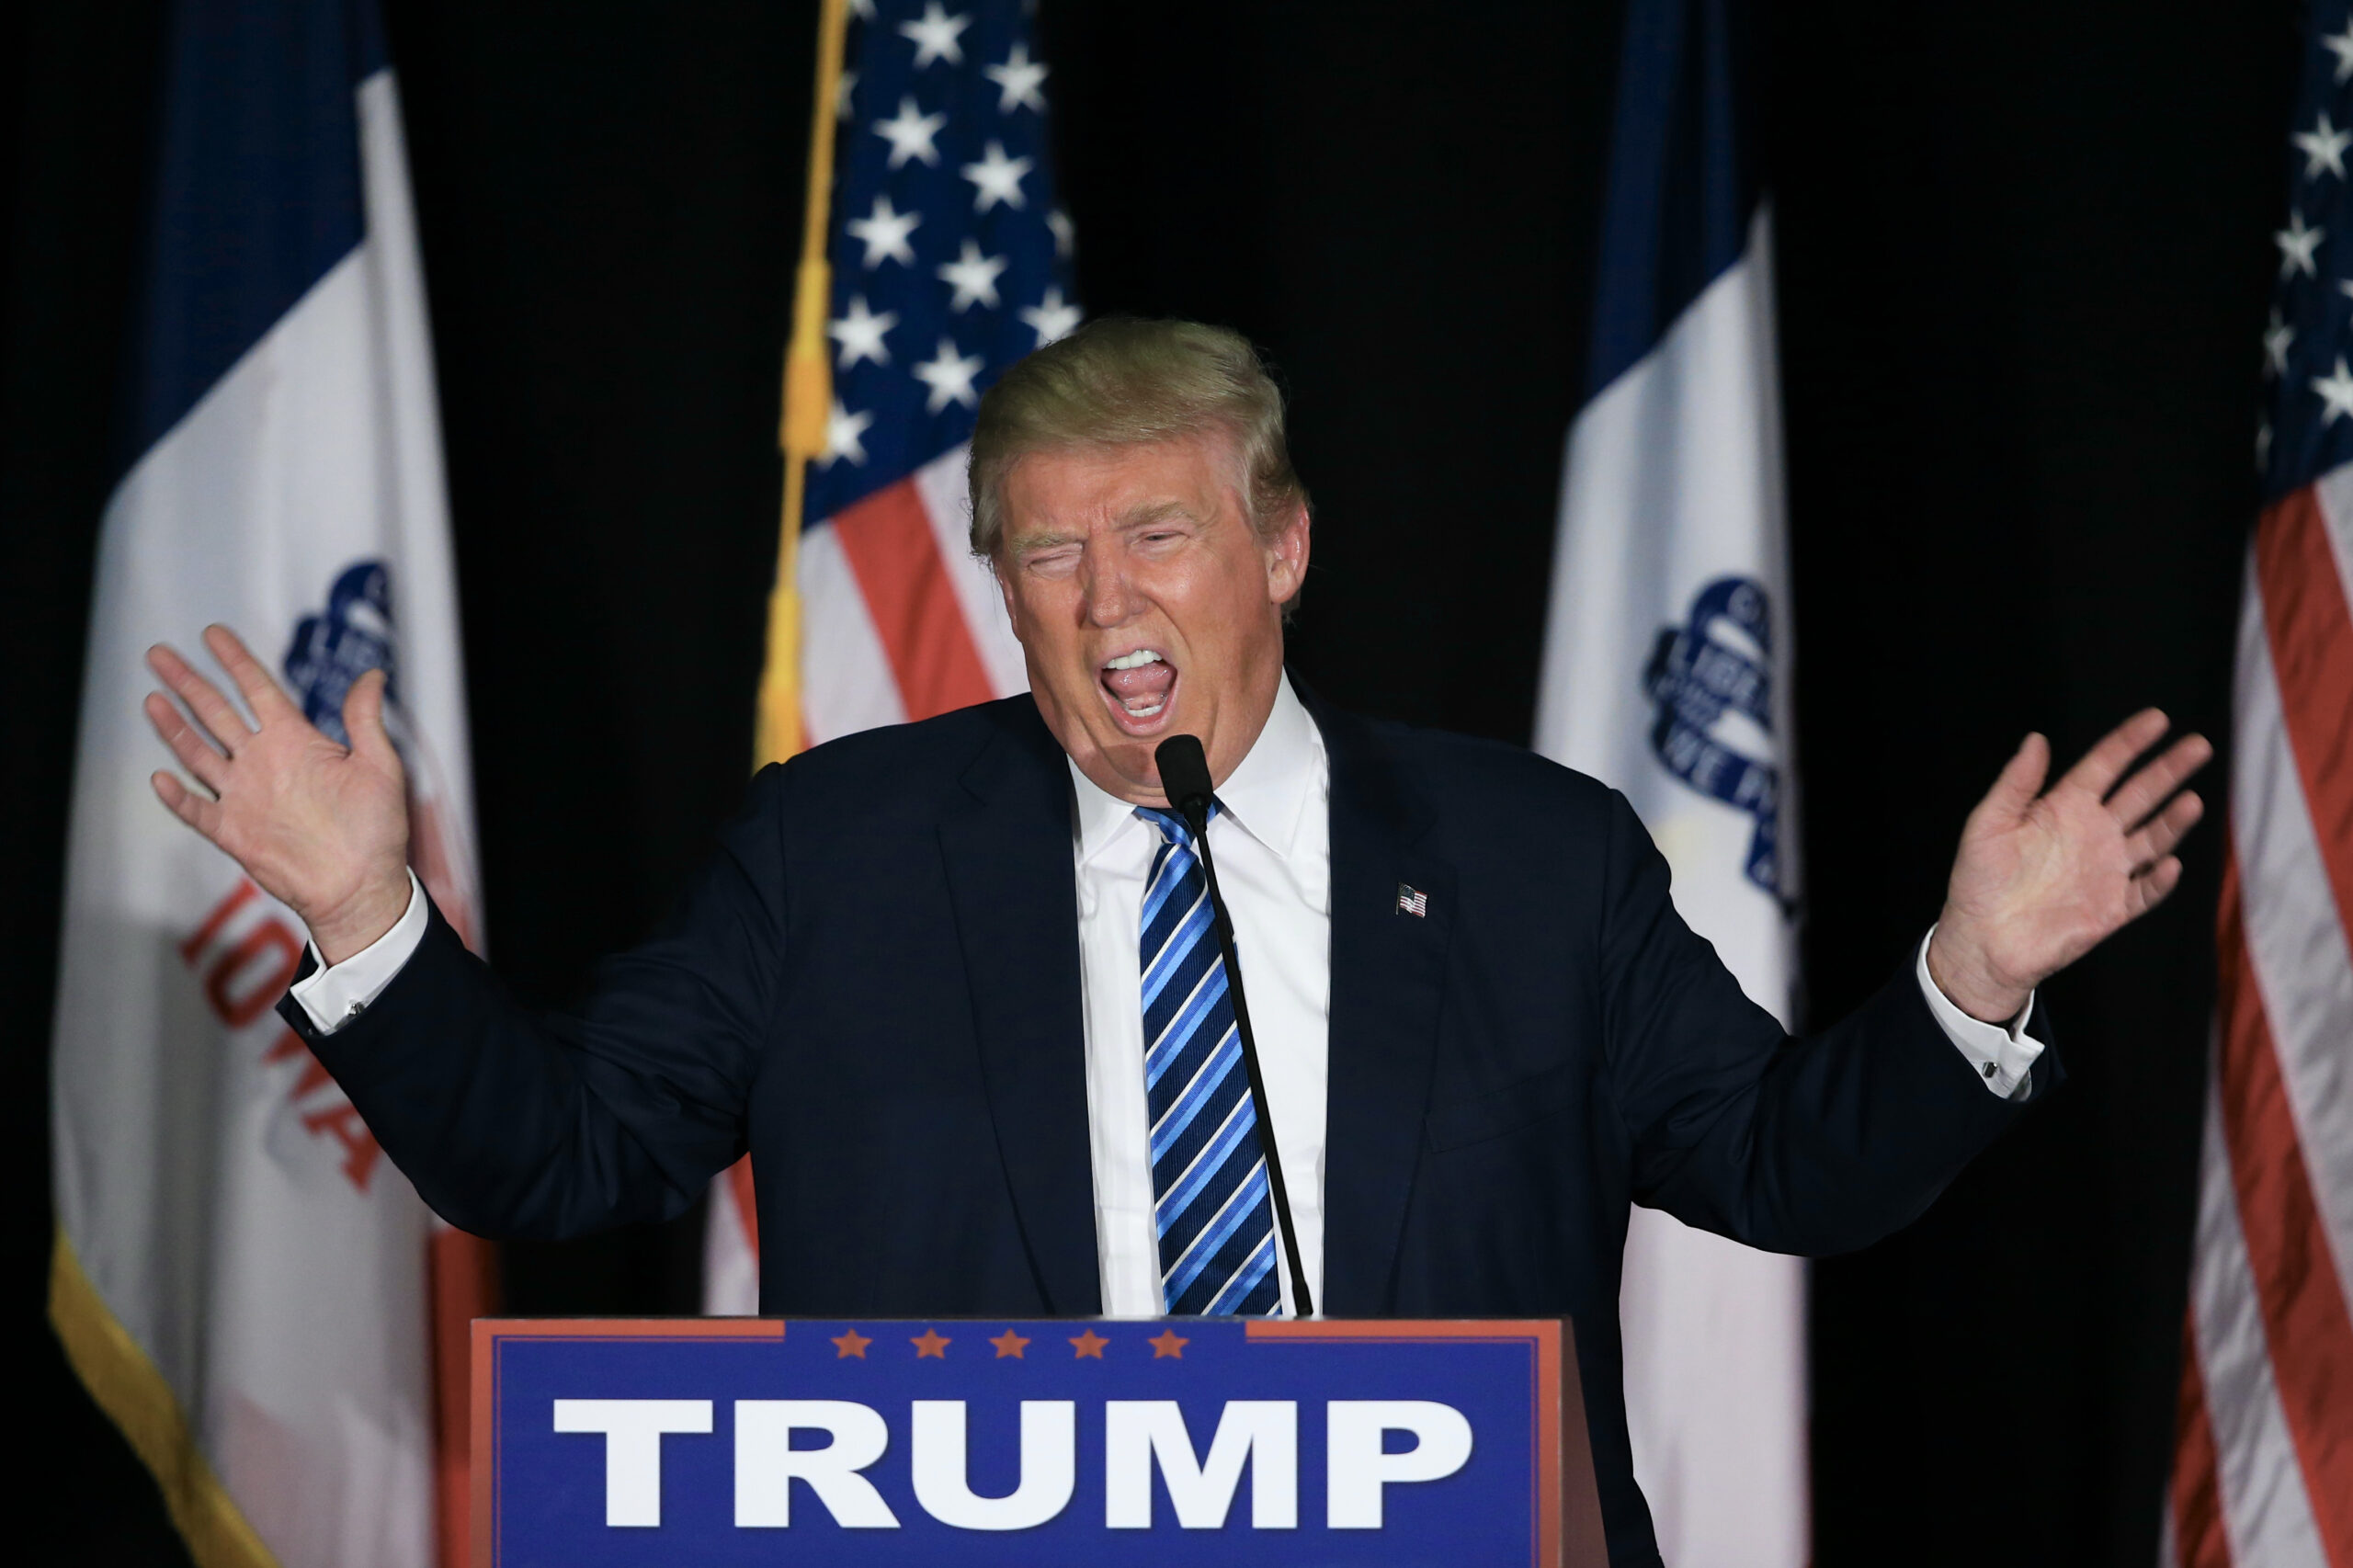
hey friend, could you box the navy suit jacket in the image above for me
[284,683,2049,1566]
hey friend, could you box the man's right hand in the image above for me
[145,624,413,965]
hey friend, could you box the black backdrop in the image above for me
[0,2,2293,1562]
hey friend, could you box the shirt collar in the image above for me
[1069,673,1324,866]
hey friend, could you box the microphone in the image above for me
[1154,734,1315,1318]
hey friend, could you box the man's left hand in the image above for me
[1927,710,2212,1025]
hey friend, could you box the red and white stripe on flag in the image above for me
[2165,468,2353,1567]
[702,446,1028,1313]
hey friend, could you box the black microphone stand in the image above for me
[1155,733,1315,1319]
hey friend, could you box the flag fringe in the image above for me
[47,1229,281,1568]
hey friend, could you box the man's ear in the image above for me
[1265,504,1312,606]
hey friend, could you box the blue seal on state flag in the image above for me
[1643,576,1783,898]
[283,560,397,746]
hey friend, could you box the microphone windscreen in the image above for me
[1154,734,1214,821]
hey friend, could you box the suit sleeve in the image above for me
[1595,789,2055,1256]
[274,766,791,1240]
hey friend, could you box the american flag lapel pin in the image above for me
[1396,883,1428,918]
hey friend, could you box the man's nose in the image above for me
[1078,557,1136,627]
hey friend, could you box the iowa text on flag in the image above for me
[47,2,487,1564]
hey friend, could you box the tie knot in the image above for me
[1135,801,1217,846]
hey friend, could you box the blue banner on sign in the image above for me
[475,1318,1575,1567]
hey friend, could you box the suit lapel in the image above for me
[1302,683,1455,1315]
[937,700,1102,1315]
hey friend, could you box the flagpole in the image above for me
[756,0,851,768]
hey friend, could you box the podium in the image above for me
[472,1316,1608,1564]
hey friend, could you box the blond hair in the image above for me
[967,317,1309,558]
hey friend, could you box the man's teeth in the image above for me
[1102,648,1170,720]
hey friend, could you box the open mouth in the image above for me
[1098,647,1178,734]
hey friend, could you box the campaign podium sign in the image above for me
[472,1316,1607,1565]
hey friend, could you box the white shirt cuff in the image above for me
[1915,926,2045,1100]
[288,869,428,1034]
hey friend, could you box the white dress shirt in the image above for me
[293,675,2046,1314]
[1069,675,1333,1317]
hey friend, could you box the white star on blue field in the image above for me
[810,0,1079,523]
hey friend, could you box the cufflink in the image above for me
[1982,1061,1997,1079]
[347,1001,365,1020]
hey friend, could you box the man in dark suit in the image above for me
[142,319,2209,1565]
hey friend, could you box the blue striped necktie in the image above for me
[1134,804,1283,1317]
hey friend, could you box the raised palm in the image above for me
[1928,710,2211,1022]
[145,624,414,962]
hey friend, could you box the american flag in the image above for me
[798,0,1075,739]
[2165,6,2353,1563]
[705,0,1074,1312]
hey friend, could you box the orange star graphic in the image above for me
[1068,1328,1109,1358]
[831,1328,871,1359]
[989,1328,1031,1358]
[1148,1328,1188,1359]
[911,1327,951,1358]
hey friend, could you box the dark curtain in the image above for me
[0,1,2290,1562]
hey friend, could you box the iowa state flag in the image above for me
[1531,0,1806,1562]
[48,2,486,1564]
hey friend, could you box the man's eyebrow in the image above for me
[1009,528,1085,556]
[1009,501,1199,554]
[1118,500,1199,529]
